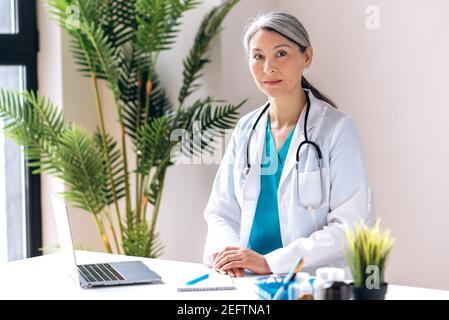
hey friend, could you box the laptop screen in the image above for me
[51,194,81,285]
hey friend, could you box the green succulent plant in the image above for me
[0,0,244,257]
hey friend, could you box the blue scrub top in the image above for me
[248,116,296,255]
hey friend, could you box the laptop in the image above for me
[51,194,163,288]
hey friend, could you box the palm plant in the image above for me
[0,0,245,258]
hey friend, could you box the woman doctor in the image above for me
[203,11,374,277]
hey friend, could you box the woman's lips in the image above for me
[264,80,282,85]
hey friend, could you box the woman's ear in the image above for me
[304,47,313,69]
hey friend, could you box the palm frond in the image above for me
[135,0,200,53]
[144,155,171,205]
[48,0,122,100]
[120,47,173,143]
[98,0,138,47]
[93,131,126,206]
[0,89,65,173]
[136,115,172,175]
[175,97,245,156]
[80,22,121,98]
[122,218,164,257]
[48,0,103,77]
[178,0,240,106]
[57,125,108,214]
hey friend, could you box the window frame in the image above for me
[0,0,41,258]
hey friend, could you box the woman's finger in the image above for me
[219,260,241,272]
[214,246,240,265]
[233,268,245,277]
[214,250,239,268]
[214,253,240,270]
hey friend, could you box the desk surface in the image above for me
[1,251,448,300]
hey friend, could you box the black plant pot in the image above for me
[351,283,388,300]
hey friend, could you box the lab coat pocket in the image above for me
[296,168,326,210]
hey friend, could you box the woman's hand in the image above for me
[211,252,245,277]
[213,246,272,276]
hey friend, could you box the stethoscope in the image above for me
[243,89,325,210]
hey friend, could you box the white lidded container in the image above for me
[288,272,313,300]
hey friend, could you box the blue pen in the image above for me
[273,256,304,300]
[185,273,209,286]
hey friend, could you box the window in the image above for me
[0,0,18,34]
[0,0,40,262]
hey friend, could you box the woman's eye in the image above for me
[277,50,287,57]
[254,54,263,60]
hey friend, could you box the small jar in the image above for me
[313,268,345,300]
[323,281,351,300]
[288,272,313,300]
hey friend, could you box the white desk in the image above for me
[0,251,448,300]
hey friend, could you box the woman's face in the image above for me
[248,29,312,98]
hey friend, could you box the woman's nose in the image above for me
[263,59,277,73]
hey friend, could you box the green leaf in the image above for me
[136,115,172,175]
[93,131,126,206]
[57,125,108,214]
[97,0,138,47]
[0,89,65,173]
[135,0,200,53]
[48,1,122,99]
[344,220,394,288]
[176,97,245,157]
[122,218,164,257]
[178,0,240,106]
[120,51,173,143]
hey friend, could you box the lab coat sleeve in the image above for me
[264,115,375,274]
[202,122,242,267]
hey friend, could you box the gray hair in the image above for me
[243,11,311,54]
[242,11,338,109]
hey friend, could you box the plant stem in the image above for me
[79,14,131,236]
[104,207,121,254]
[137,73,156,221]
[92,213,113,253]
[139,170,151,222]
[148,167,166,246]
[91,74,123,238]
[143,79,152,125]
[120,124,132,224]
[136,77,153,222]
[142,51,159,125]
[142,155,170,221]
[136,174,141,222]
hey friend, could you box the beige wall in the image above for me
[38,0,106,254]
[38,0,449,290]
[281,0,449,290]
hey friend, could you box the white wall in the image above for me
[38,0,449,290]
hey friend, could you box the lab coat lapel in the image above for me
[279,92,323,189]
[240,107,269,247]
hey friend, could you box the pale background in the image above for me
[37,0,449,289]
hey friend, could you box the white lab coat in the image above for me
[203,90,375,276]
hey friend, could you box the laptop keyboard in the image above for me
[78,263,125,283]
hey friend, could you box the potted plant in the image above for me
[345,220,394,300]
[0,0,244,257]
